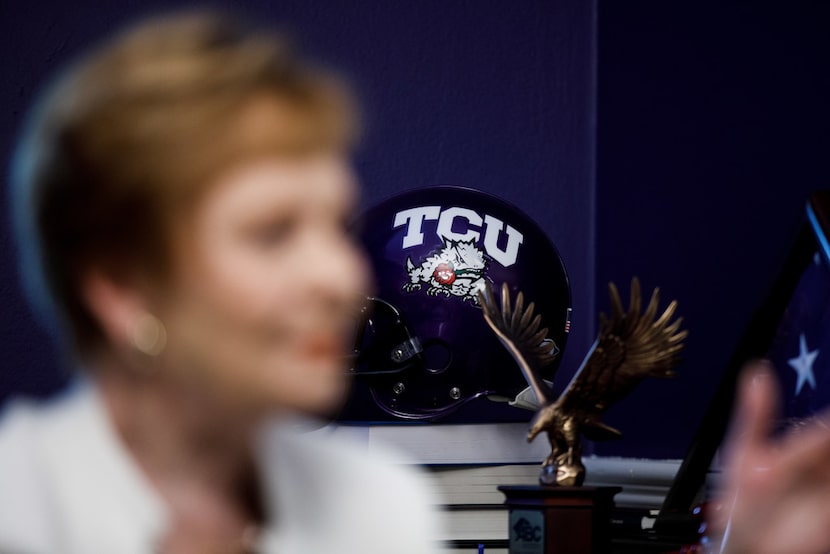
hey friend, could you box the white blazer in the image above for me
[0,382,442,554]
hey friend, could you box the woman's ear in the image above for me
[80,268,155,352]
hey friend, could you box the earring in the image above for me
[130,312,167,356]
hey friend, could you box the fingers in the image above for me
[778,409,830,476]
[712,361,781,534]
[726,361,780,457]
[709,363,830,554]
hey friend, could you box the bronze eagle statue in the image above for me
[478,278,687,486]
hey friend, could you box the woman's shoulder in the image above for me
[0,383,167,554]
[0,386,86,480]
[0,382,98,459]
[0,388,88,552]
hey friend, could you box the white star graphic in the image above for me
[787,333,819,396]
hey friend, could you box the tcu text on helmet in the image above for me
[393,206,524,267]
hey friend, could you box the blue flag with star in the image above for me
[766,251,830,423]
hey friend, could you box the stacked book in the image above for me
[327,421,681,552]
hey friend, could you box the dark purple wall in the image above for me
[595,3,830,458]
[0,0,597,424]
[7,2,826,462]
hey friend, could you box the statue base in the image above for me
[498,485,622,554]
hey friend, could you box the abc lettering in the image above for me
[393,205,524,267]
[513,517,542,543]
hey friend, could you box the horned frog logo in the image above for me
[403,239,487,304]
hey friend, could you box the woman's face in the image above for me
[155,153,369,417]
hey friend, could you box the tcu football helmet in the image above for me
[342,186,571,422]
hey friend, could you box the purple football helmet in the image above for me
[343,186,571,422]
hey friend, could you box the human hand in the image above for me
[708,361,830,554]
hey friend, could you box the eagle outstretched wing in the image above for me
[479,278,686,440]
[478,282,560,407]
[479,277,686,485]
[557,277,687,440]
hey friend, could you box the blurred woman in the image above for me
[0,12,439,554]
